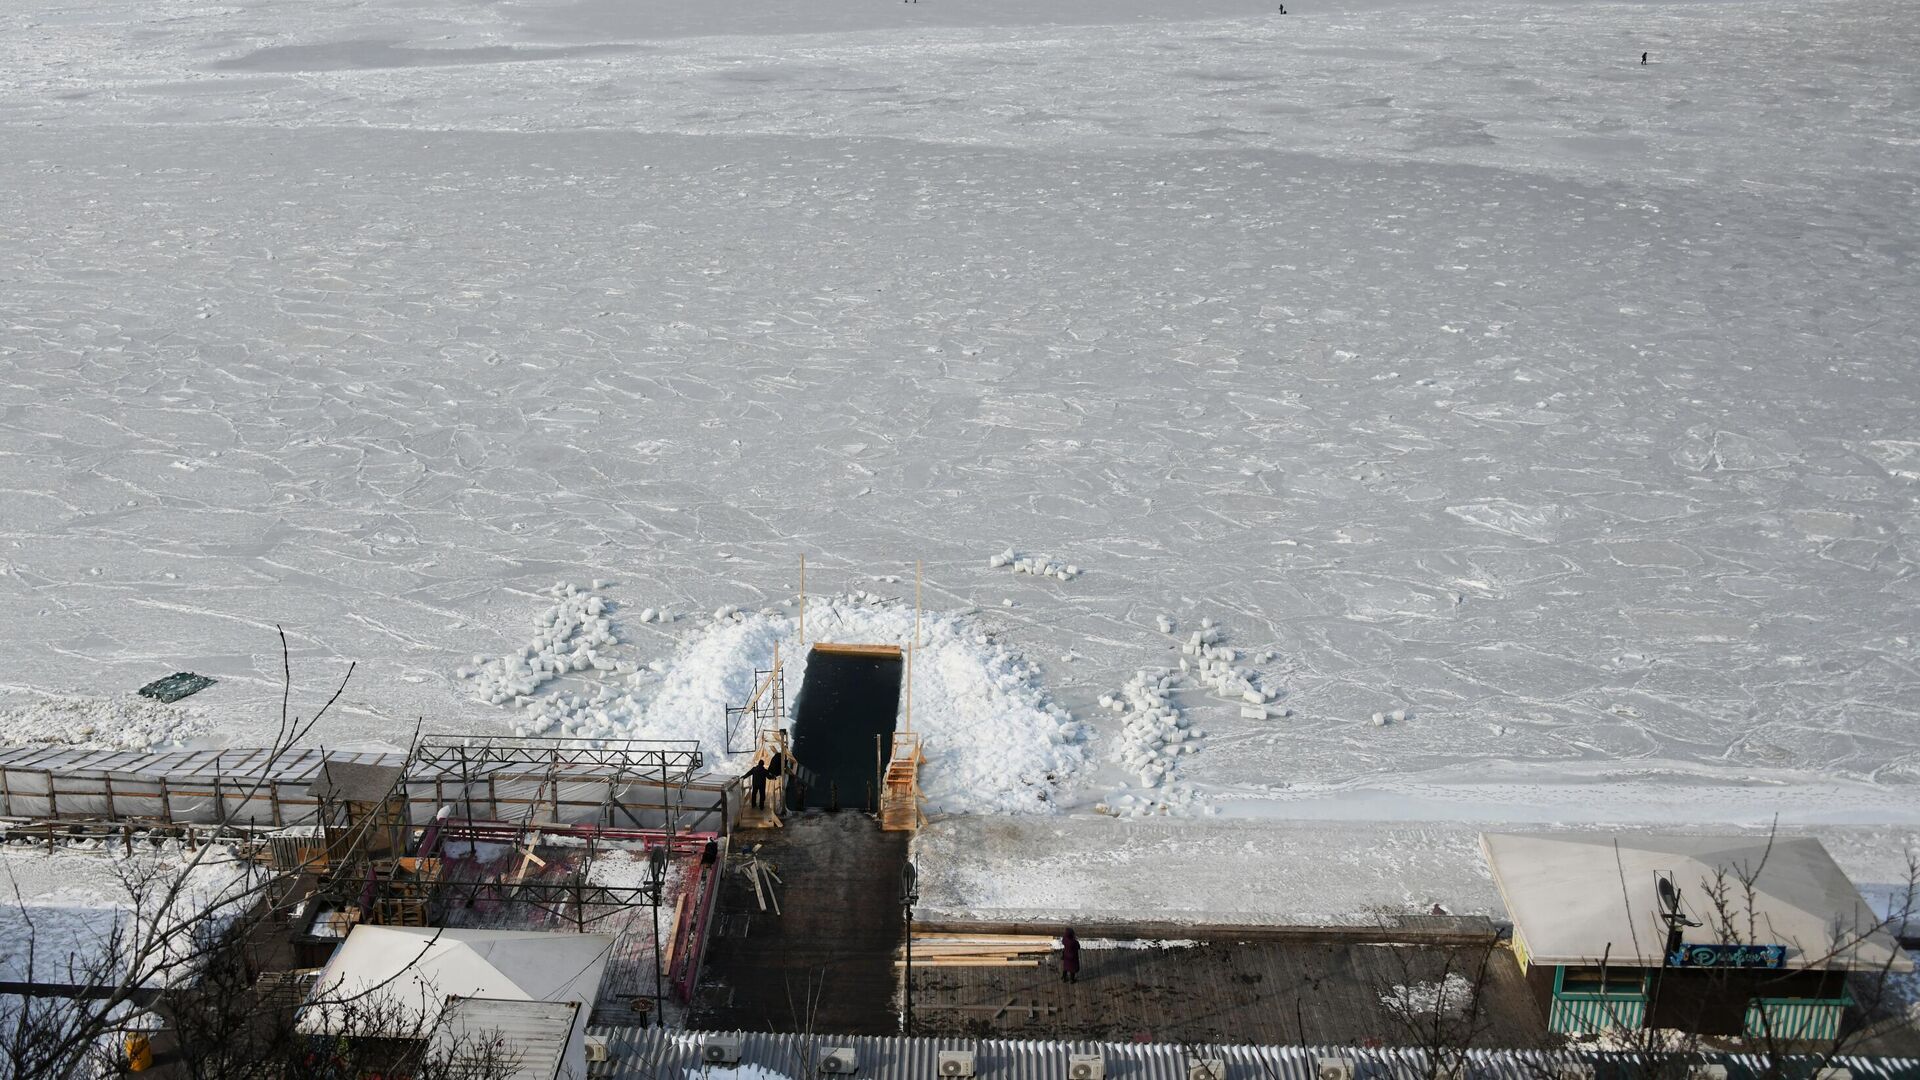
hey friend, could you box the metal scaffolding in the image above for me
[0,735,728,836]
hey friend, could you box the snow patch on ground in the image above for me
[0,693,208,750]
[685,1065,791,1080]
[1380,972,1476,1018]
[0,842,261,986]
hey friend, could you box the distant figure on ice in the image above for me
[1060,928,1082,984]
[1277,3,1288,12]
[1641,52,1649,64]
[747,759,770,809]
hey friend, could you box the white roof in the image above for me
[1481,832,1911,971]
[297,925,613,1037]
[429,997,579,1080]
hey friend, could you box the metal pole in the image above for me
[799,554,807,647]
[901,859,918,1036]
[904,905,912,1035]
[652,857,665,1027]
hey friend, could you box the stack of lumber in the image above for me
[896,933,1056,967]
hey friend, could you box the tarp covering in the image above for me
[1480,832,1911,971]
[299,925,611,1080]
[136,672,216,703]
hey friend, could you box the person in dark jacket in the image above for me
[747,760,770,809]
[1060,928,1082,983]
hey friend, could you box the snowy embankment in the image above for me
[0,841,261,986]
[460,583,1088,814]
[0,693,208,750]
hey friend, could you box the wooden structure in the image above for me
[0,736,724,835]
[309,760,410,860]
[879,731,926,832]
[1483,832,1911,1042]
[0,746,395,826]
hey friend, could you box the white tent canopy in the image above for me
[1480,832,1911,972]
[298,925,612,1079]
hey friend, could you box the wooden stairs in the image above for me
[880,731,927,832]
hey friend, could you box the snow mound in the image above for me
[468,592,1088,814]
[0,693,209,750]
[1379,973,1476,1018]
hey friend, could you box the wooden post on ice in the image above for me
[908,561,922,733]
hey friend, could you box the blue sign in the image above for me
[1666,943,1787,969]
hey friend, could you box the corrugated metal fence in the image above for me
[584,1027,1920,1080]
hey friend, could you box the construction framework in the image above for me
[0,736,726,836]
[404,735,715,834]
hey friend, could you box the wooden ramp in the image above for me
[879,732,926,832]
[689,813,909,1035]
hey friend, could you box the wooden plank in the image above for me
[808,642,903,658]
[915,932,1057,943]
[896,959,1040,968]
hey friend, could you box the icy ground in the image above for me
[2,0,1918,829]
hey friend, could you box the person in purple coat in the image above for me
[1060,928,1082,984]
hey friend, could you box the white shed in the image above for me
[298,925,612,1080]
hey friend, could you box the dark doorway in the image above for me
[788,647,903,811]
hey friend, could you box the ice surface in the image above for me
[1,0,1917,826]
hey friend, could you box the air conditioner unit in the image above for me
[1812,1071,1852,1080]
[702,1036,743,1066]
[820,1048,859,1074]
[1068,1054,1105,1080]
[1550,1066,1595,1080]
[1188,1058,1226,1080]
[1685,1067,1728,1080]
[584,1036,611,1065]
[1316,1059,1355,1080]
[938,1051,977,1078]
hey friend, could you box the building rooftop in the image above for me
[581,1026,1920,1080]
[1480,832,1911,972]
[431,996,580,1080]
[297,925,613,1038]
